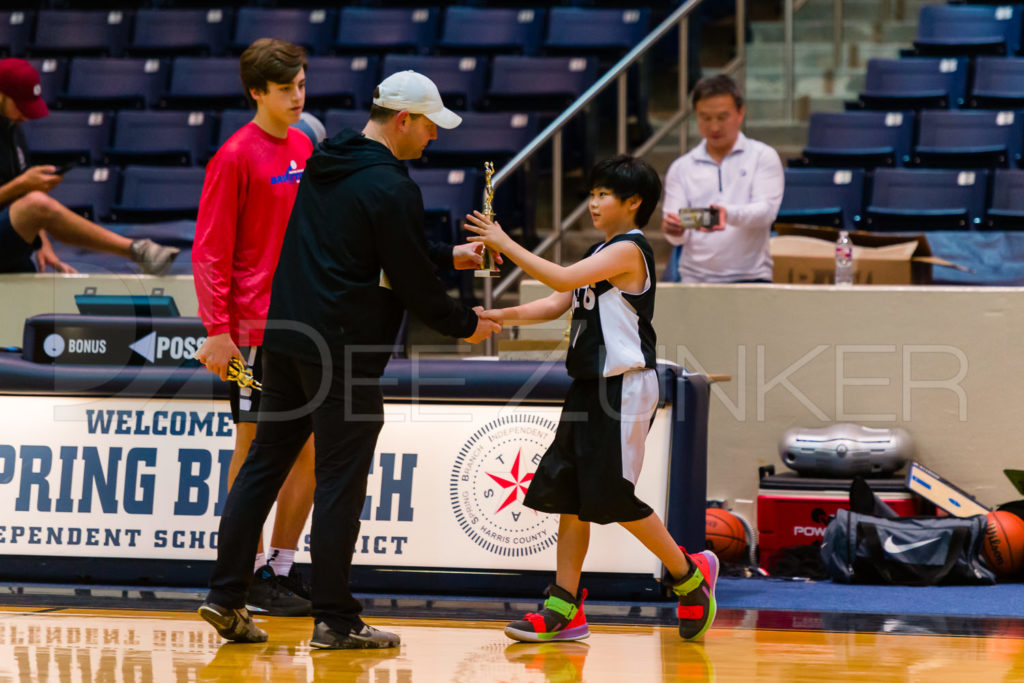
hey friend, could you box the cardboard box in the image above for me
[771,224,960,285]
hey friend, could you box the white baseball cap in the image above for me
[373,70,462,130]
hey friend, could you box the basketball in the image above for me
[981,511,1024,578]
[705,508,747,563]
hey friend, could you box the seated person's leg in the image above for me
[0,206,38,273]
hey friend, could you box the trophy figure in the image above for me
[475,161,500,278]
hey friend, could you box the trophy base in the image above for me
[474,269,501,278]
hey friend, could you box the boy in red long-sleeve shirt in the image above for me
[193,38,315,617]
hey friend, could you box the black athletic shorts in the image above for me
[523,369,660,525]
[0,207,38,273]
[229,345,262,423]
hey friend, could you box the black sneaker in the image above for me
[246,564,312,617]
[129,238,179,276]
[197,602,267,643]
[277,565,311,601]
[309,621,401,649]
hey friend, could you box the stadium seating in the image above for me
[986,168,1024,229]
[29,10,131,58]
[438,7,546,56]
[544,7,650,55]
[22,110,113,166]
[0,10,34,58]
[334,7,439,55]
[863,168,989,230]
[381,54,487,111]
[110,165,206,222]
[408,167,480,246]
[799,111,913,168]
[777,168,866,230]
[215,109,254,149]
[48,166,120,222]
[305,56,379,110]
[324,108,369,137]
[419,111,539,166]
[105,110,216,167]
[913,4,1021,57]
[484,55,597,111]
[27,58,67,107]
[232,8,336,56]
[913,109,1024,168]
[969,56,1024,108]
[161,57,248,110]
[128,9,233,58]
[857,57,968,110]
[58,57,168,110]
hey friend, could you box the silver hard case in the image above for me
[778,423,913,477]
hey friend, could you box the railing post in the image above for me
[553,130,563,265]
[735,0,746,95]
[679,14,688,156]
[617,72,628,155]
[833,0,843,71]
[783,0,794,121]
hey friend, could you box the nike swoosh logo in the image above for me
[883,535,941,554]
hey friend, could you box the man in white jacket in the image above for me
[661,75,784,283]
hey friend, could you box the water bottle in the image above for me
[835,230,853,286]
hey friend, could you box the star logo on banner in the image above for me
[486,449,534,514]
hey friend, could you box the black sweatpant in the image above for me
[207,349,384,633]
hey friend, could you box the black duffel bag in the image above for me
[820,476,996,586]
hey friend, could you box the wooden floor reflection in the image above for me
[1,605,1023,682]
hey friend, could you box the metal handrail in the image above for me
[484,0,747,325]
[784,0,844,120]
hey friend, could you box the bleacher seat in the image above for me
[26,58,66,107]
[105,110,216,166]
[913,4,1021,57]
[334,7,439,55]
[381,55,486,111]
[863,168,989,230]
[419,111,539,166]
[215,109,253,149]
[799,111,913,168]
[306,56,378,110]
[324,108,369,136]
[985,168,1024,228]
[232,8,336,56]
[776,168,866,230]
[110,165,206,222]
[544,7,649,54]
[408,167,479,246]
[128,9,233,57]
[162,57,248,110]
[48,166,120,222]
[913,109,1024,168]
[21,110,113,166]
[969,56,1024,108]
[484,56,597,111]
[29,10,132,58]
[58,57,168,110]
[438,7,546,56]
[858,58,968,110]
[0,11,34,57]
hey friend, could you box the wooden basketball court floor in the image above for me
[2,593,1023,683]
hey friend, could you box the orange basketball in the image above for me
[982,511,1024,578]
[705,507,747,563]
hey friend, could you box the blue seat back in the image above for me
[63,57,168,109]
[233,8,335,56]
[545,8,649,51]
[423,111,538,159]
[0,10,34,57]
[110,110,216,165]
[131,9,232,56]
[22,110,113,164]
[48,166,120,221]
[971,56,1024,100]
[324,109,369,137]
[306,56,379,109]
[779,168,866,230]
[870,168,989,220]
[32,10,132,57]
[381,54,486,110]
[408,167,479,244]
[991,168,1024,210]
[336,7,438,54]
[917,5,1022,54]
[165,57,246,108]
[216,109,253,149]
[487,56,596,104]
[862,57,968,108]
[917,109,1024,160]
[805,111,913,165]
[27,58,66,105]
[119,165,206,211]
[439,7,546,55]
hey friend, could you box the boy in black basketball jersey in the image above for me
[465,155,718,643]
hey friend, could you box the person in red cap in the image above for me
[0,58,179,274]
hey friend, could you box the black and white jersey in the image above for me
[565,230,657,379]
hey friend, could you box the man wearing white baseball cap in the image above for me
[201,70,500,650]
[0,58,179,274]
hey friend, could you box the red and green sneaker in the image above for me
[505,584,590,642]
[670,550,719,641]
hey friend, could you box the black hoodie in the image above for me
[262,128,478,376]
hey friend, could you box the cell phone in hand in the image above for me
[679,207,722,230]
[53,161,77,175]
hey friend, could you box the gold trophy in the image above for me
[475,161,500,278]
